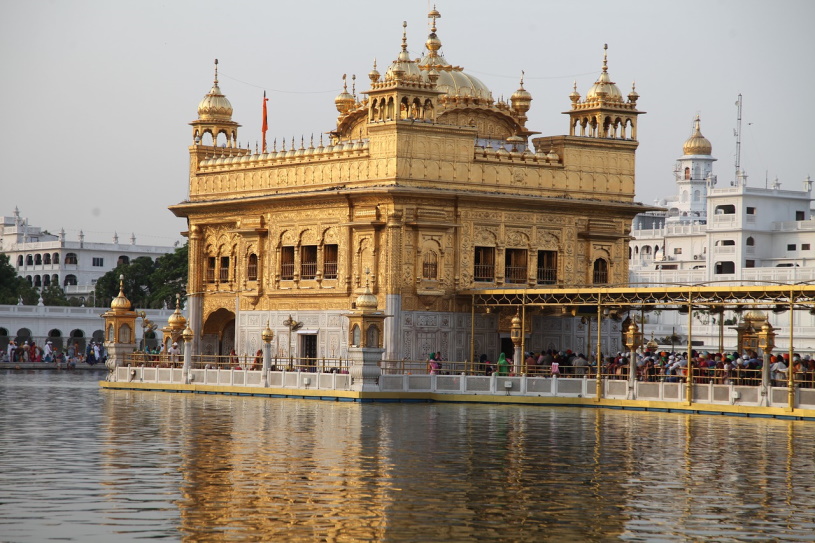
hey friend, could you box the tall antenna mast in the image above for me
[734,93,743,186]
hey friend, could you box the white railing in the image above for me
[111,366,815,410]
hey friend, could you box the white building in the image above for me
[0,208,177,300]
[629,116,815,351]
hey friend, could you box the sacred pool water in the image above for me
[1,371,814,542]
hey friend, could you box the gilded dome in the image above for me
[511,73,532,113]
[168,297,187,328]
[334,74,355,114]
[110,278,131,311]
[682,115,713,156]
[384,12,494,104]
[585,45,623,102]
[355,285,378,311]
[197,60,233,122]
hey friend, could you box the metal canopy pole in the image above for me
[686,292,693,406]
[788,289,796,411]
[595,295,603,401]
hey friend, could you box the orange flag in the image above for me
[262,91,269,153]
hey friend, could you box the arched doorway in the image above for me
[202,308,236,356]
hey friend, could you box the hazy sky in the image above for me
[2,0,813,245]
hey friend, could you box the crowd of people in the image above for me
[435,348,815,387]
[2,339,106,368]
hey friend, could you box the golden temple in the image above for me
[170,8,650,361]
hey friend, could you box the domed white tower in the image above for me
[672,115,716,222]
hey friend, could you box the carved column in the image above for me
[187,225,203,355]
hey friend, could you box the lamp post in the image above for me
[181,325,193,383]
[261,321,274,387]
[510,310,522,375]
[625,321,642,399]
[757,321,775,405]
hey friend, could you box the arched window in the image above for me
[35,254,42,265]
[351,324,361,346]
[247,253,258,281]
[48,329,62,338]
[107,324,114,342]
[117,255,130,266]
[366,325,379,348]
[746,237,755,246]
[26,254,33,265]
[422,251,438,280]
[593,259,609,284]
[43,254,51,265]
[64,253,78,265]
[43,275,50,287]
[34,275,41,287]
[684,167,690,180]
[17,255,23,267]
[53,253,59,264]
[681,191,688,203]
[693,190,701,202]
[52,274,59,285]
[64,274,77,286]
[26,275,32,285]
[119,324,132,344]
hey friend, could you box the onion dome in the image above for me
[510,72,532,114]
[110,276,131,311]
[627,81,639,104]
[391,8,493,103]
[368,60,380,83]
[569,81,581,104]
[355,285,378,311]
[197,59,233,121]
[682,115,713,156]
[586,44,623,101]
[168,296,187,328]
[334,74,355,114]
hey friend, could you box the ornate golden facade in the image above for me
[170,10,648,360]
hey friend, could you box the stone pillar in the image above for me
[261,322,274,388]
[182,325,193,384]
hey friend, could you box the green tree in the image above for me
[93,243,188,310]
[95,256,157,310]
[149,243,188,308]
[40,283,70,306]
[0,254,38,305]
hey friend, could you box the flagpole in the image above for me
[262,91,269,153]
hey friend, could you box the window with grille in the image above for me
[593,258,608,284]
[504,249,527,284]
[219,257,229,282]
[422,251,438,280]
[92,257,104,267]
[247,254,258,281]
[301,245,317,279]
[64,253,77,264]
[324,244,338,279]
[281,247,294,280]
[474,247,495,282]
[206,257,215,283]
[537,250,557,284]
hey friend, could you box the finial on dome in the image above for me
[214,58,219,85]
[401,21,408,53]
[368,59,380,83]
[351,74,356,98]
[602,44,608,72]
[429,5,441,33]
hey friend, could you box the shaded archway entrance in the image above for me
[202,308,236,356]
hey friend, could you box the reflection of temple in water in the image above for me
[171,7,648,362]
[100,391,814,540]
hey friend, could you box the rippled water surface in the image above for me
[2,371,815,542]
